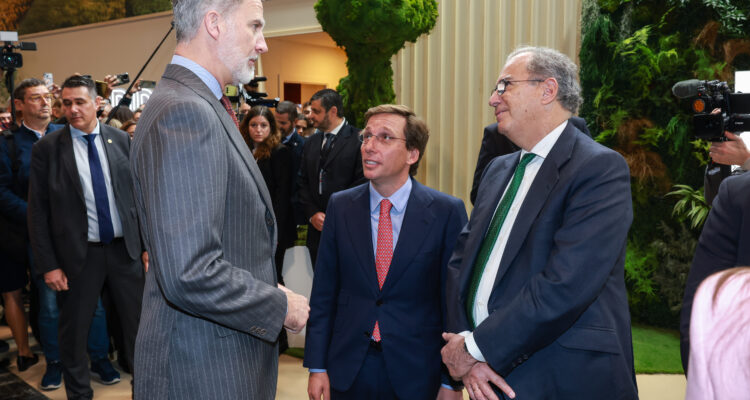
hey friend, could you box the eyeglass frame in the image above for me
[24,93,55,103]
[491,78,545,97]
[358,132,407,146]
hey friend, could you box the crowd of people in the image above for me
[1,0,749,399]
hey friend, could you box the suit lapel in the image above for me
[59,126,85,203]
[491,123,577,288]
[321,124,354,169]
[344,185,379,296]
[162,65,274,214]
[381,179,435,293]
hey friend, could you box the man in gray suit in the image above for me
[130,0,310,398]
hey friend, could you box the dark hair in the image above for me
[110,106,135,124]
[363,104,429,176]
[310,89,343,117]
[61,75,97,100]
[14,78,45,101]
[239,106,279,160]
[276,100,298,120]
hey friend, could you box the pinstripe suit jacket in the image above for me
[130,64,287,399]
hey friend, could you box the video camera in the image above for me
[242,76,279,108]
[1,31,36,71]
[672,79,750,141]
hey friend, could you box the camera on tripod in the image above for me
[242,76,279,108]
[1,31,36,71]
[672,78,750,141]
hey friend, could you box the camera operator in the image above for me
[708,131,750,170]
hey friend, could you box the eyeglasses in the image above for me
[25,94,55,103]
[491,78,545,96]
[358,132,407,145]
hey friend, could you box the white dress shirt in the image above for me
[464,120,568,362]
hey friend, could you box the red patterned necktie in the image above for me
[372,199,393,342]
[220,95,239,128]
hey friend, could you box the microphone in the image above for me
[672,79,702,99]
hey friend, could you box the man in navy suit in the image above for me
[275,100,306,225]
[441,46,638,399]
[305,104,467,399]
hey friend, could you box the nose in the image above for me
[256,32,268,54]
[489,90,501,107]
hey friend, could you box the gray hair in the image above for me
[507,46,582,114]
[172,0,242,43]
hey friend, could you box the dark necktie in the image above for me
[220,95,239,128]
[318,133,335,195]
[372,199,393,342]
[83,134,114,243]
[465,153,536,328]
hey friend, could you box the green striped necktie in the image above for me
[466,152,536,328]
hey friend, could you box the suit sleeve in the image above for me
[679,175,743,372]
[271,145,293,245]
[303,193,341,369]
[132,101,286,341]
[473,151,633,376]
[27,140,60,276]
[0,136,27,224]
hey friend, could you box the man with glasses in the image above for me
[441,46,638,399]
[0,78,116,391]
[305,104,467,399]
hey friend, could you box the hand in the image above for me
[709,131,750,166]
[307,371,331,400]
[279,284,309,333]
[141,251,149,273]
[463,363,515,400]
[50,84,61,99]
[310,212,325,231]
[441,332,478,380]
[436,386,463,400]
[127,79,142,96]
[44,268,69,291]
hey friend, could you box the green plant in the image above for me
[666,184,709,228]
[314,0,438,126]
[624,243,658,308]
[651,221,697,312]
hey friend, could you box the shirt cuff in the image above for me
[309,369,326,373]
[464,333,487,363]
[741,157,750,171]
[441,383,460,390]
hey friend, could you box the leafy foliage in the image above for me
[582,0,750,327]
[125,0,171,17]
[0,0,33,31]
[315,0,438,125]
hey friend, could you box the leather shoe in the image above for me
[17,354,39,371]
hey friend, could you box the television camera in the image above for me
[672,79,750,141]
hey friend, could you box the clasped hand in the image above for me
[441,333,515,400]
[279,284,309,334]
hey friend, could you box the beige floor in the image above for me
[1,326,685,399]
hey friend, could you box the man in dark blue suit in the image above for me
[305,104,467,399]
[275,100,306,226]
[680,171,750,372]
[441,46,638,399]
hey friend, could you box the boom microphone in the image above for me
[672,79,702,99]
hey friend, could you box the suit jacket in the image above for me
[0,123,63,224]
[283,130,306,225]
[298,124,365,220]
[256,144,295,250]
[447,121,638,399]
[27,124,141,278]
[470,117,590,204]
[130,64,287,399]
[680,172,750,372]
[304,179,467,399]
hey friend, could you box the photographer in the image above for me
[708,131,750,170]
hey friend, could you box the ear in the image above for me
[94,96,102,108]
[328,105,338,118]
[13,97,23,108]
[406,147,420,166]
[204,10,222,40]
[540,77,559,105]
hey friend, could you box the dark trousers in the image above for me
[58,239,144,400]
[331,345,398,400]
[306,224,321,267]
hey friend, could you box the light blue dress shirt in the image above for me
[368,178,412,256]
[69,121,124,242]
[171,55,223,100]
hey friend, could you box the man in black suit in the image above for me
[680,171,750,372]
[27,75,145,400]
[470,117,590,204]
[275,100,306,226]
[298,89,365,264]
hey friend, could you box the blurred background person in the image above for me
[121,119,137,140]
[685,267,750,400]
[295,114,312,138]
[51,99,64,123]
[239,106,296,282]
[109,106,135,126]
[1,105,13,130]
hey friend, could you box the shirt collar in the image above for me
[328,118,346,135]
[369,177,412,214]
[22,121,45,139]
[171,54,223,100]
[69,120,101,139]
[523,120,567,160]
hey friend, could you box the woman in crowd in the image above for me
[239,106,295,282]
[0,256,38,371]
[121,119,137,140]
[685,267,750,399]
[295,114,312,137]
